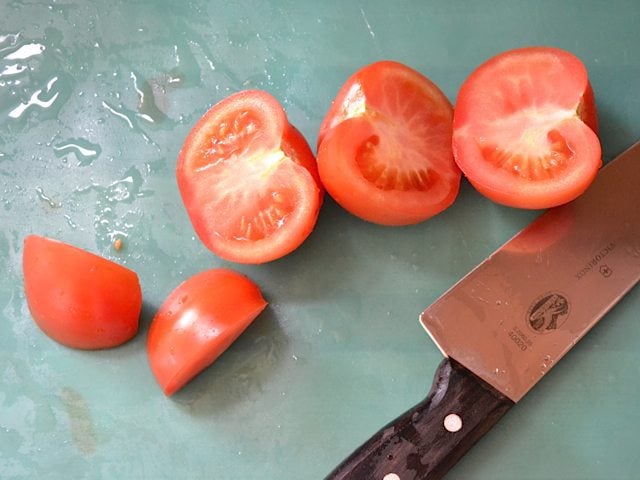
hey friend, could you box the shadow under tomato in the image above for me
[594,93,635,163]
[258,179,540,310]
[137,299,159,333]
[255,195,365,300]
[169,307,289,415]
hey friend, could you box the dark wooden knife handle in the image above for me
[325,358,514,480]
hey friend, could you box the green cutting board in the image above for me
[2,1,639,479]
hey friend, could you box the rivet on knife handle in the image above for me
[325,358,513,480]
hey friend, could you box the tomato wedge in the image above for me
[177,90,323,264]
[147,268,268,396]
[317,61,460,226]
[23,235,142,349]
[452,46,601,209]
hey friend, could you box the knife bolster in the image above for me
[326,357,514,480]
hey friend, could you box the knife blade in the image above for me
[326,141,640,480]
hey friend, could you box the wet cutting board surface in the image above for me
[2,1,640,479]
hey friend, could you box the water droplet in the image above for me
[53,138,101,166]
[1,64,27,76]
[35,186,61,208]
[101,100,156,146]
[63,214,77,229]
[96,167,148,203]
[5,42,45,60]
[8,76,61,119]
[131,70,183,124]
[540,355,552,373]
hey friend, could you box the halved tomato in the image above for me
[317,60,460,226]
[23,235,142,349]
[177,90,323,264]
[452,46,601,209]
[147,268,268,396]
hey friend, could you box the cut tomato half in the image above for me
[177,90,323,264]
[452,46,602,209]
[317,61,460,226]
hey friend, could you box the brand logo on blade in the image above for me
[526,292,570,334]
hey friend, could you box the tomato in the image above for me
[22,235,142,349]
[452,46,601,209]
[177,90,323,264]
[316,60,460,226]
[147,268,268,396]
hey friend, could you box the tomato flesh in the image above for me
[317,61,460,226]
[177,90,322,264]
[453,46,601,209]
[146,268,268,396]
[22,235,142,349]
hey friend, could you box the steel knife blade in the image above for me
[326,141,640,480]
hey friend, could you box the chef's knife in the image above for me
[326,141,640,480]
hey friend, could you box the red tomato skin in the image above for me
[177,90,323,264]
[147,268,268,396]
[452,46,601,210]
[317,60,460,226]
[282,122,324,190]
[23,235,142,350]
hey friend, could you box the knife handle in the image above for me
[325,358,514,480]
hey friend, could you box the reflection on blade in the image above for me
[421,142,640,402]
